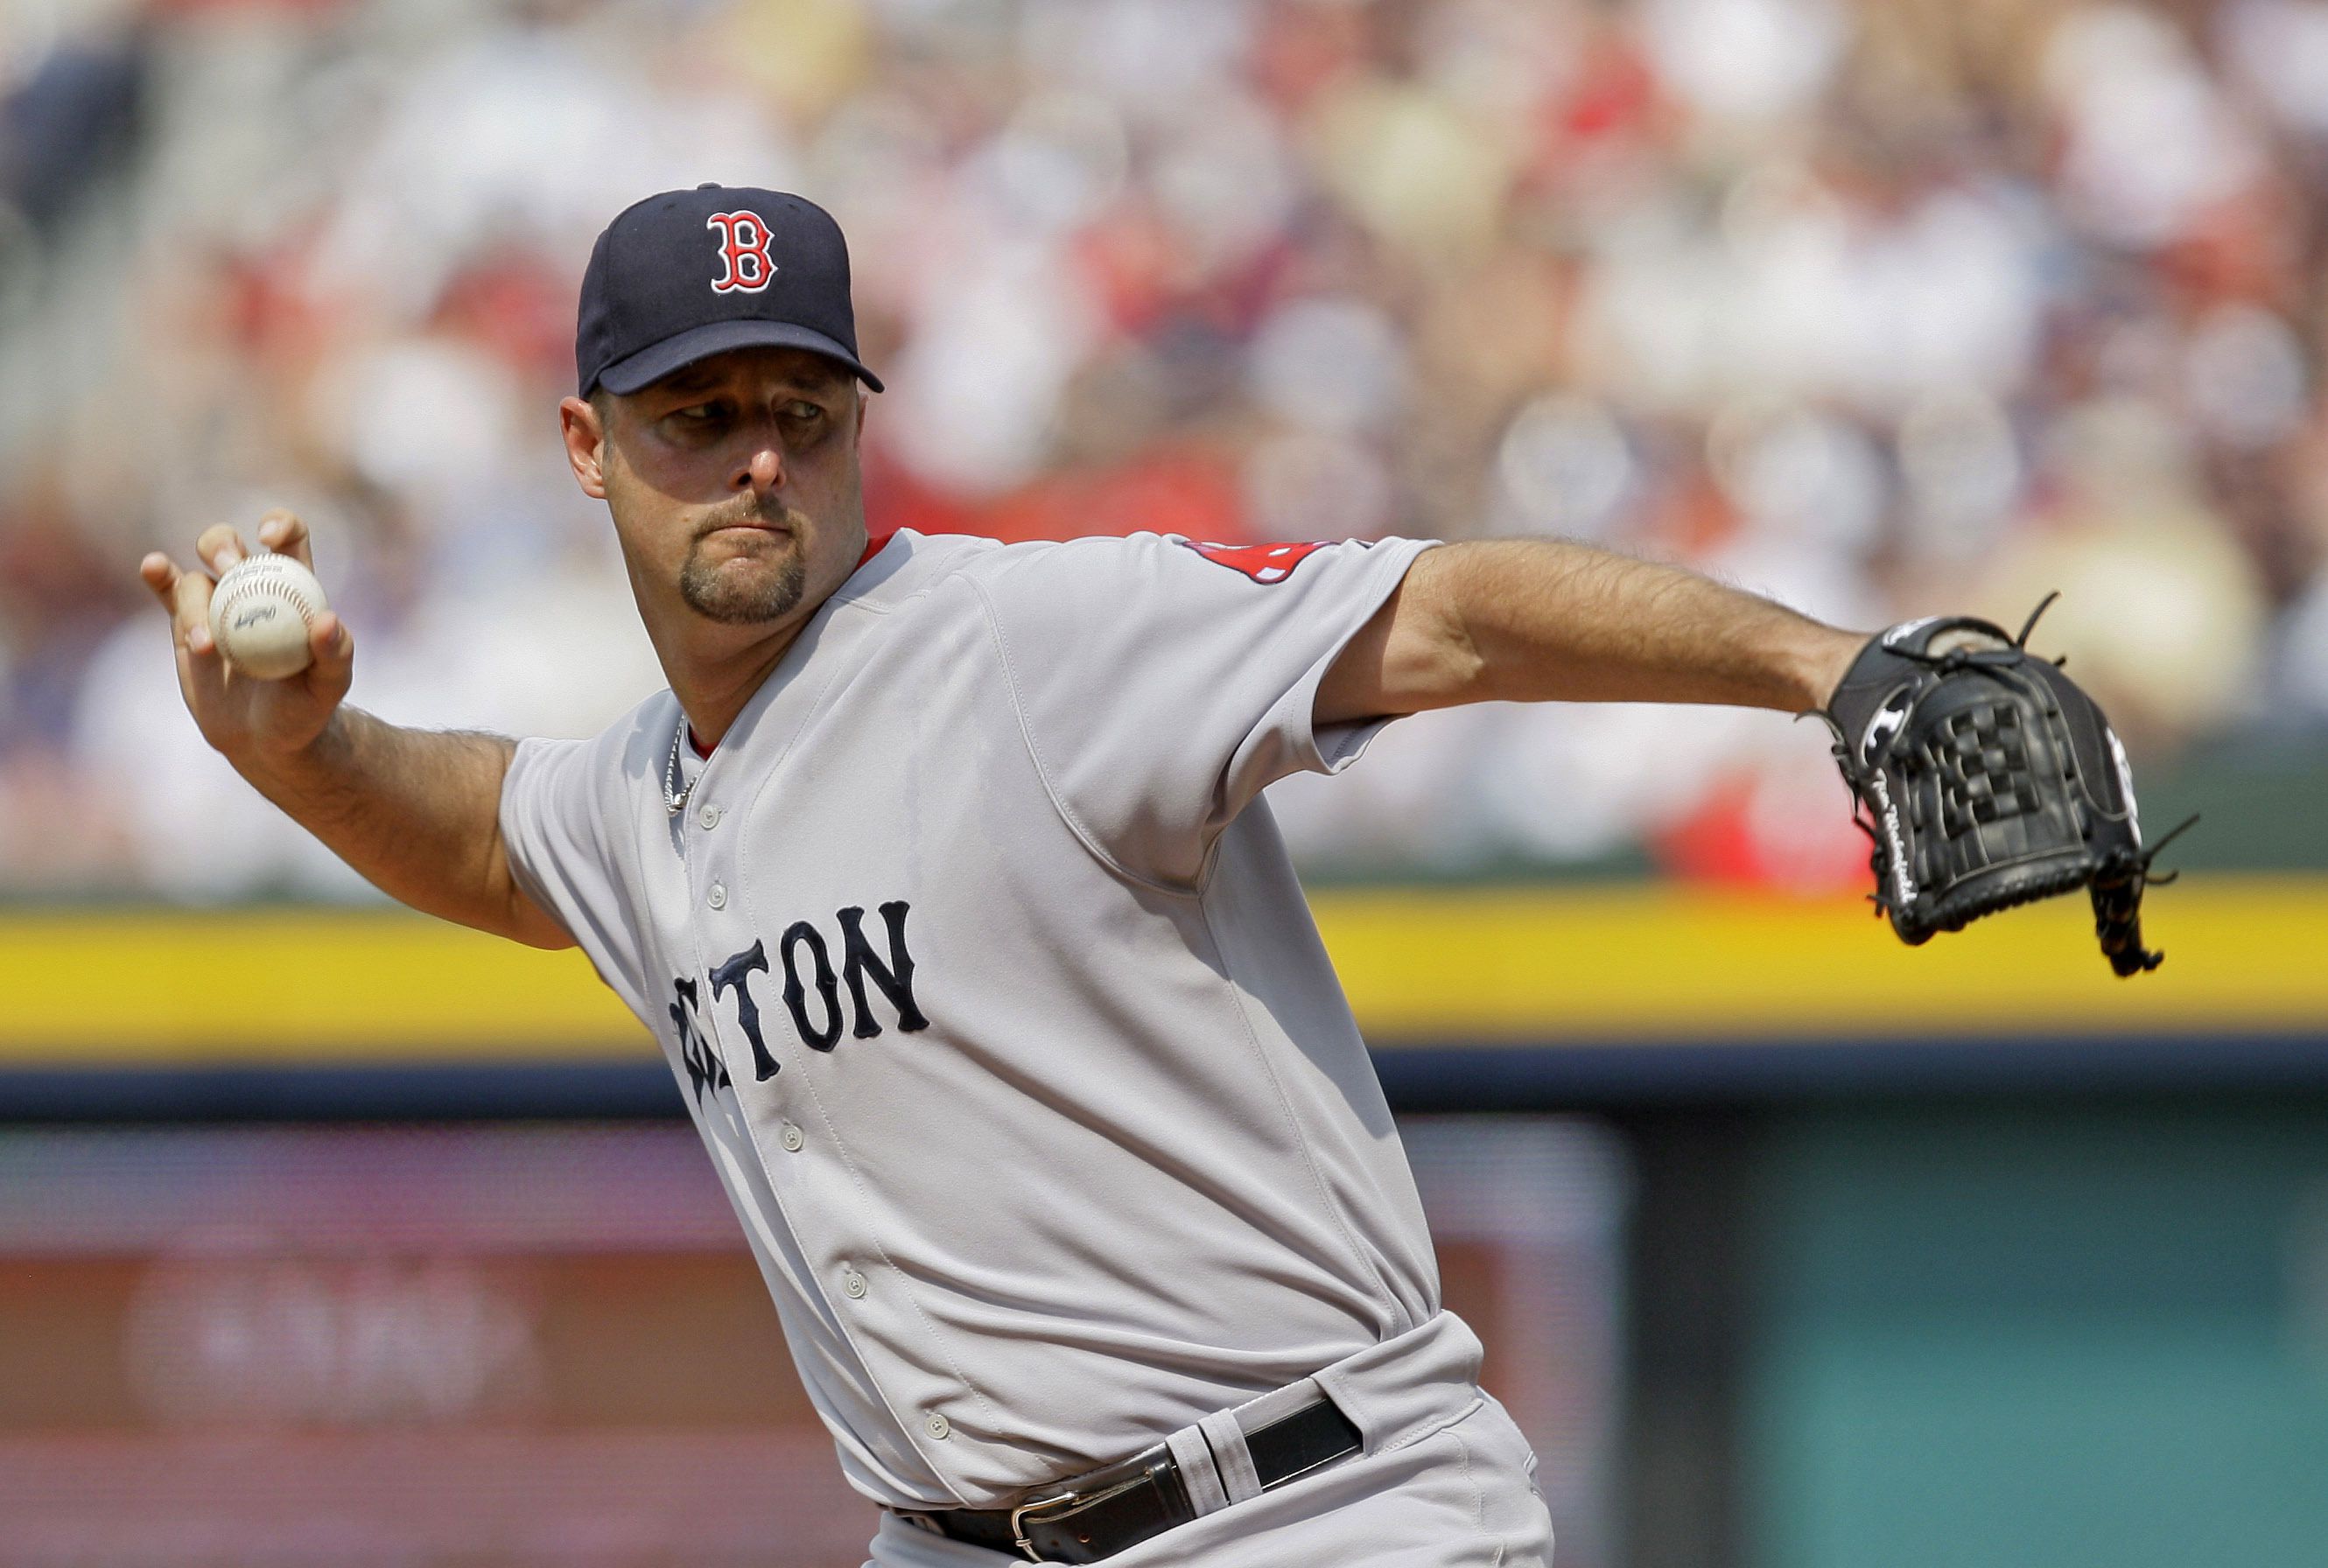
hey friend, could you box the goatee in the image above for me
[679,502,810,625]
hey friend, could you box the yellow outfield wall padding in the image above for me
[0,910,647,1061]
[1,877,2323,1064]
[1315,879,2328,1039]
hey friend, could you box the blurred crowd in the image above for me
[0,0,2318,899]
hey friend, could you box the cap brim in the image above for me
[593,318,883,396]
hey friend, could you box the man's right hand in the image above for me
[139,508,354,771]
[136,507,566,948]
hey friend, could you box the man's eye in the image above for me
[785,402,824,422]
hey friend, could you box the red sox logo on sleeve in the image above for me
[1181,539,1353,584]
[705,210,778,294]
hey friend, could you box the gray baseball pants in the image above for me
[864,1313,1554,1567]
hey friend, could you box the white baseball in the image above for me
[207,553,330,680]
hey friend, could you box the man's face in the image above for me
[571,346,869,640]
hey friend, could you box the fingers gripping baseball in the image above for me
[256,508,317,570]
[139,511,353,764]
[294,605,354,697]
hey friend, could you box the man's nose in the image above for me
[733,440,785,494]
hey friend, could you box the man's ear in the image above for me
[854,384,869,438]
[560,395,608,499]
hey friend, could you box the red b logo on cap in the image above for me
[706,210,778,294]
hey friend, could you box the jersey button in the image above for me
[698,803,722,830]
[707,883,727,910]
[842,1269,867,1299]
[780,1123,804,1152]
[926,1413,950,1440]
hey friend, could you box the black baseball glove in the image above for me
[1813,596,2193,976]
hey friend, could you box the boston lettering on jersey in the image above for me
[668,900,928,1104]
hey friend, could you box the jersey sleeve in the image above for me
[970,532,1438,887]
[499,728,652,1023]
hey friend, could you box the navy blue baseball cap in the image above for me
[575,185,883,398]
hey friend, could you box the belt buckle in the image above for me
[1006,1459,1160,1563]
[1007,1488,1082,1562]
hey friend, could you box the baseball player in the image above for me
[141,186,1872,1565]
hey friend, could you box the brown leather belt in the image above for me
[898,1396,1363,1563]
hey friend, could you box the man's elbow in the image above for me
[502,892,578,951]
[1316,554,1486,724]
[1379,550,1490,713]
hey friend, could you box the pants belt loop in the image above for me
[1165,1425,1230,1516]
[1196,1409,1264,1503]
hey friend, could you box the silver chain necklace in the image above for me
[663,718,696,817]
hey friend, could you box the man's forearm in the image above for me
[235,709,571,948]
[1329,539,1869,723]
[1441,540,1863,710]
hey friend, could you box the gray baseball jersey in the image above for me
[499,527,1452,1514]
